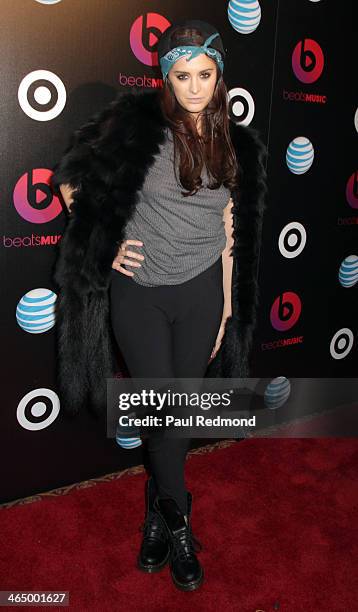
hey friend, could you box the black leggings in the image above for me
[109,256,224,514]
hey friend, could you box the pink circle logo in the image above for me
[270,292,302,332]
[346,171,358,209]
[129,13,171,67]
[292,38,324,83]
[13,169,62,223]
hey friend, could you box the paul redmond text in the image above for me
[118,415,256,428]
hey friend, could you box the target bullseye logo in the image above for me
[130,13,171,67]
[292,39,324,83]
[18,70,66,121]
[271,292,302,332]
[278,222,307,259]
[17,388,60,431]
[330,328,354,360]
[14,168,62,223]
[228,87,255,126]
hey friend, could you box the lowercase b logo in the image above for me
[292,39,324,83]
[13,169,63,223]
[130,13,171,67]
[346,171,358,209]
[270,292,302,332]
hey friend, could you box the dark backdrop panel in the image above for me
[254,0,357,377]
[1,0,356,504]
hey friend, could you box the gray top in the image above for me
[122,127,230,286]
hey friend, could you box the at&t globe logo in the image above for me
[228,0,261,34]
[286,137,314,175]
[338,255,358,288]
[264,377,291,410]
[16,288,57,333]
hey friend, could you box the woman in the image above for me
[51,19,267,593]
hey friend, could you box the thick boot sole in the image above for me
[170,566,204,591]
[136,547,170,573]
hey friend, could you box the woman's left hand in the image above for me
[210,320,226,361]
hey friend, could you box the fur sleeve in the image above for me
[50,91,135,196]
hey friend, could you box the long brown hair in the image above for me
[158,26,239,197]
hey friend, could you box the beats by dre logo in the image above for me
[14,169,62,223]
[18,70,66,121]
[346,171,358,209]
[278,222,307,259]
[228,87,255,126]
[270,292,302,332]
[130,13,171,67]
[292,39,324,84]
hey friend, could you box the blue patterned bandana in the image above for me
[159,32,224,80]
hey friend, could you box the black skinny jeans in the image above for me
[109,256,224,514]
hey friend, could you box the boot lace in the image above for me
[139,510,168,543]
[171,522,203,562]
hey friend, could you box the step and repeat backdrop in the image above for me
[1,0,356,503]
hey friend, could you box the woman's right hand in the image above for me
[112,239,145,277]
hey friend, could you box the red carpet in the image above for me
[1,438,357,611]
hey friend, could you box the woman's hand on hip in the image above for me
[112,239,145,277]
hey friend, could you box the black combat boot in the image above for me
[137,476,170,573]
[153,493,204,591]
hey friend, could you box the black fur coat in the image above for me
[51,88,268,418]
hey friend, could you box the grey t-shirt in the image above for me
[122,127,230,286]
